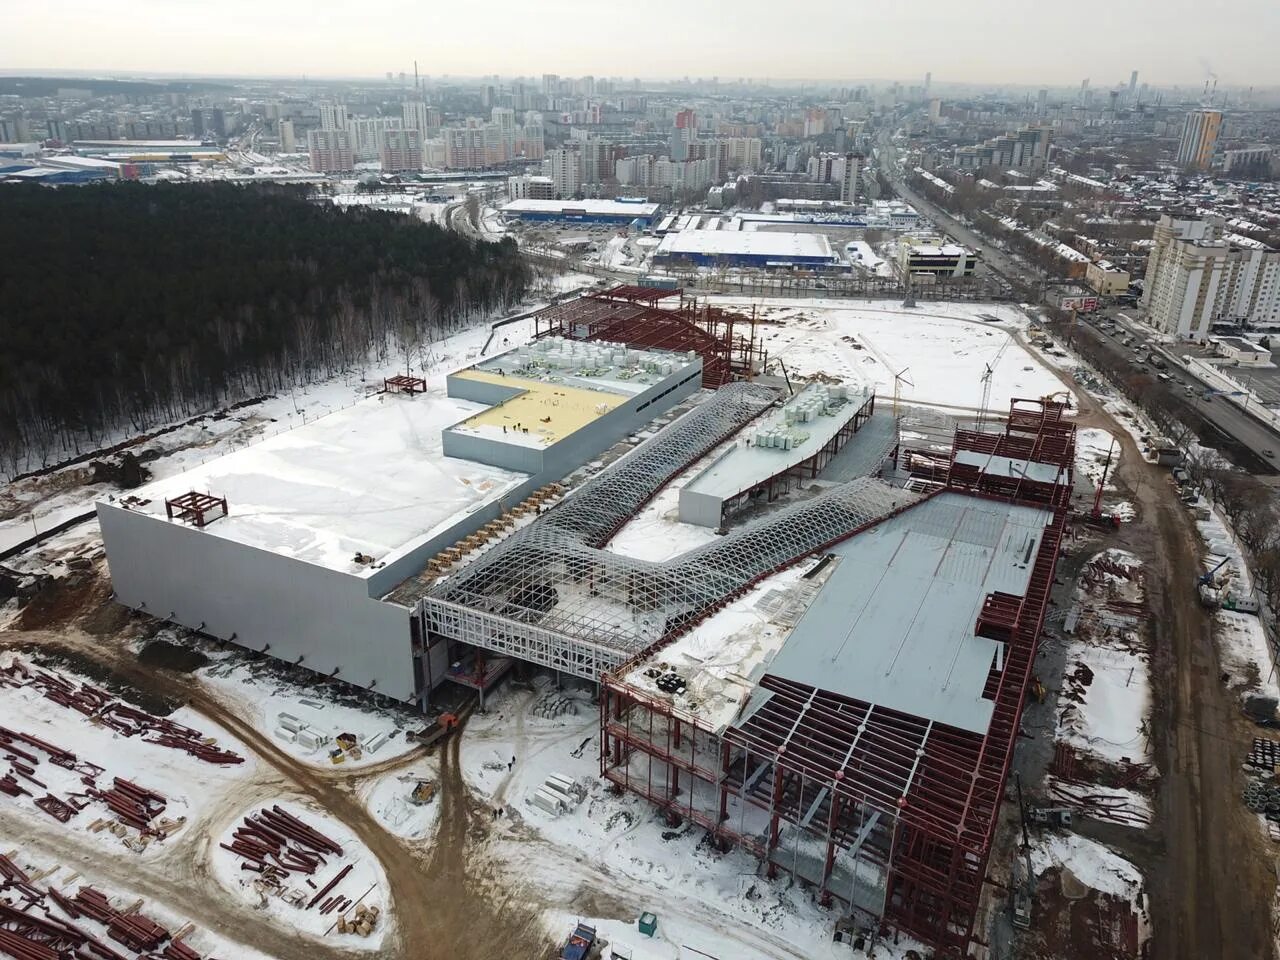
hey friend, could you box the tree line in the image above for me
[0,181,532,478]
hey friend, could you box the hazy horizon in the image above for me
[7,0,1280,88]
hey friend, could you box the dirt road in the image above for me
[1039,351,1275,959]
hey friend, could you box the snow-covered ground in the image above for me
[358,759,441,840]
[1076,427,1121,487]
[210,798,390,947]
[1216,610,1280,703]
[198,647,419,770]
[706,297,1060,412]
[0,652,253,859]
[1030,832,1145,900]
[1057,550,1152,767]
[0,844,278,960]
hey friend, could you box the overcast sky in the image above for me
[7,0,1278,87]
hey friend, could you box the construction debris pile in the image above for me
[0,725,182,848]
[0,851,211,959]
[0,658,243,766]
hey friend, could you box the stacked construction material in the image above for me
[92,778,167,835]
[0,855,208,960]
[2,657,243,766]
[97,703,244,765]
[221,805,344,882]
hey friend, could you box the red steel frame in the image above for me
[164,491,228,527]
[599,399,1075,957]
[531,286,765,388]
[384,374,427,395]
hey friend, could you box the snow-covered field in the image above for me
[0,652,253,858]
[358,759,441,840]
[1030,832,1145,900]
[707,297,1061,412]
[198,646,420,770]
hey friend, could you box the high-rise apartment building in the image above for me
[402,101,440,135]
[307,128,354,173]
[319,103,348,131]
[380,128,423,172]
[192,108,226,139]
[840,153,864,203]
[670,109,696,161]
[544,148,582,198]
[279,119,296,153]
[1143,215,1280,339]
[1176,109,1222,172]
[347,117,402,161]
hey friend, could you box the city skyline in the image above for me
[8,0,1280,87]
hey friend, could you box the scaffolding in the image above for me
[422,382,919,680]
[531,287,765,387]
[599,399,1077,957]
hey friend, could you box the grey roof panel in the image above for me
[765,493,1053,734]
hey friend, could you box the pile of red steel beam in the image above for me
[221,805,344,890]
[0,853,213,960]
[0,724,171,835]
[91,778,168,835]
[0,658,243,766]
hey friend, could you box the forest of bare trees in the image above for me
[0,182,531,478]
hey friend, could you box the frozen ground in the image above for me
[1215,610,1280,703]
[1057,642,1150,765]
[1056,551,1151,767]
[358,759,442,840]
[0,842,278,960]
[1030,832,1145,899]
[210,797,390,948]
[540,908,924,960]
[707,297,1060,412]
[1076,427,1121,487]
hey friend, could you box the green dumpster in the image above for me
[638,912,658,937]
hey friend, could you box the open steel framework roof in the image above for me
[532,287,764,388]
[423,382,921,678]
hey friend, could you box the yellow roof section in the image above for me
[452,369,627,445]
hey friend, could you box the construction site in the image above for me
[2,284,1275,960]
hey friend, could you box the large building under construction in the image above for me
[96,286,1073,956]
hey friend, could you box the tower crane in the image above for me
[977,339,1012,431]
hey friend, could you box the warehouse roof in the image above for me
[655,230,835,260]
[501,198,661,218]
[112,391,529,577]
[763,492,1054,733]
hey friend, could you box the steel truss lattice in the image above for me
[423,383,918,678]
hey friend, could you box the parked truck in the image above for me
[560,922,597,960]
